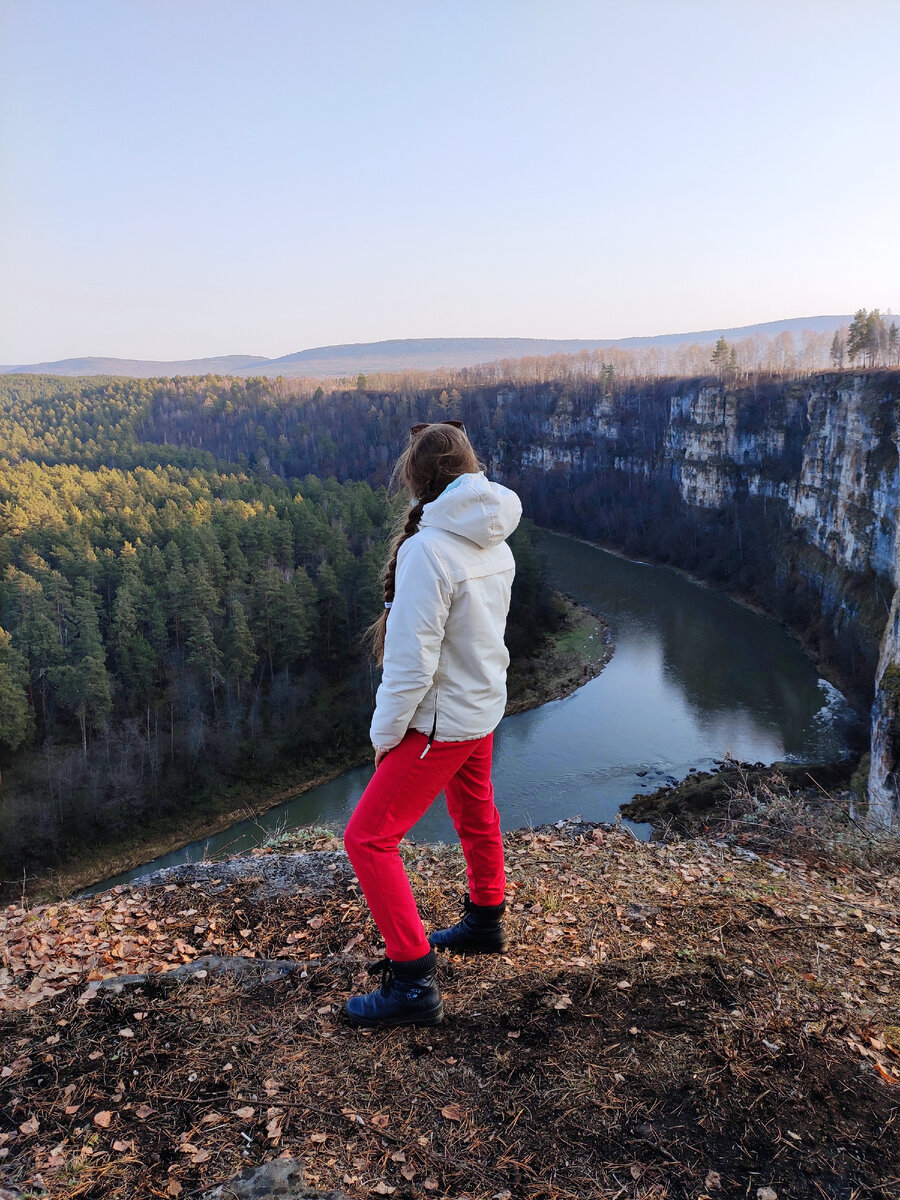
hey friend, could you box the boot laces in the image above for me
[366,956,394,992]
[365,956,430,1000]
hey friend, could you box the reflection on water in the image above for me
[87,532,860,894]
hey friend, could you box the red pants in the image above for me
[343,730,505,962]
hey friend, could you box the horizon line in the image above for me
[3,311,887,368]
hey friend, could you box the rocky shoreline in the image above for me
[620,758,858,835]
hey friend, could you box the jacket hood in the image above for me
[419,472,522,548]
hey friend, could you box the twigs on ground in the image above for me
[2,821,899,1198]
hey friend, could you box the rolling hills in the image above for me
[0,315,855,379]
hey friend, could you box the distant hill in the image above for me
[0,354,268,378]
[0,316,857,379]
[238,316,855,378]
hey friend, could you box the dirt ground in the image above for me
[2,804,899,1200]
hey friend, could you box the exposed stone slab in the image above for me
[201,1156,349,1199]
[133,850,352,899]
[88,955,303,996]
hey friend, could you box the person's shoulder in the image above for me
[398,530,452,575]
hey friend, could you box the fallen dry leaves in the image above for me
[1,819,899,1199]
[0,885,247,1012]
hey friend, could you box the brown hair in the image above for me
[367,423,483,665]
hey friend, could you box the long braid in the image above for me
[384,499,427,605]
[365,423,482,667]
[370,489,438,664]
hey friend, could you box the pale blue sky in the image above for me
[1,0,898,362]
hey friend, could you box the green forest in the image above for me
[0,375,557,894]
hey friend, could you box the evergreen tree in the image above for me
[112,553,157,707]
[3,568,61,724]
[315,561,348,657]
[291,565,320,649]
[888,320,900,367]
[183,563,224,715]
[0,626,35,779]
[223,531,250,588]
[185,610,224,716]
[53,578,112,759]
[111,552,141,669]
[711,336,732,374]
[847,308,886,367]
[225,598,257,701]
[164,543,189,652]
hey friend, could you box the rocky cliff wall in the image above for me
[869,495,900,827]
[658,375,897,578]
[494,371,899,820]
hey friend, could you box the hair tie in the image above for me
[384,602,392,609]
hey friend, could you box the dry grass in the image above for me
[2,816,900,1200]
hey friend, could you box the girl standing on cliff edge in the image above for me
[342,421,522,1027]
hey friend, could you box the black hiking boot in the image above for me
[343,950,443,1028]
[429,894,508,956]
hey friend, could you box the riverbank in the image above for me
[548,529,863,705]
[2,804,898,1198]
[504,593,612,714]
[36,593,613,902]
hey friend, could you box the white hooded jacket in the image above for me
[370,472,522,753]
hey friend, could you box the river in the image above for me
[88,532,859,893]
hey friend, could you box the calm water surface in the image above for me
[89,532,858,893]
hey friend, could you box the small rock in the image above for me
[201,1156,350,1199]
[96,973,150,991]
[734,847,761,862]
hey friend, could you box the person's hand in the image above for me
[374,747,389,768]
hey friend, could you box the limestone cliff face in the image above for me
[869,495,900,826]
[664,385,801,509]
[661,376,898,579]
[500,371,899,819]
[869,581,900,826]
[508,372,896,584]
[792,377,898,578]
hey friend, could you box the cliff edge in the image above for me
[2,802,899,1199]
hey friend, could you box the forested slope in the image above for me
[0,377,556,892]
